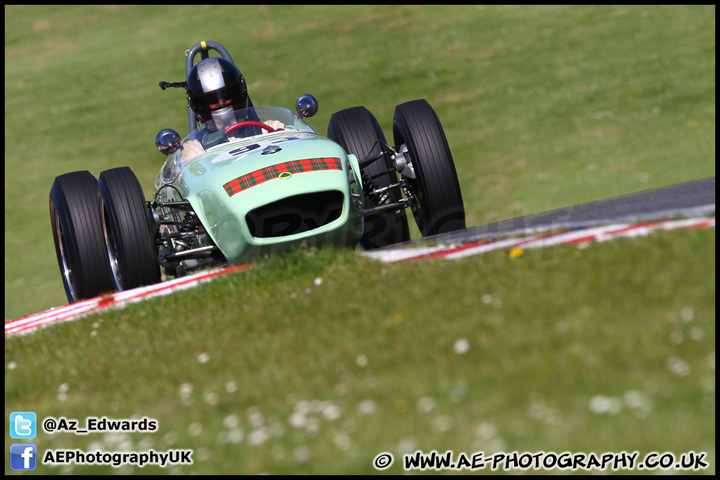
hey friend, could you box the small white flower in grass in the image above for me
[162,431,178,446]
[416,396,436,413]
[289,411,307,428]
[680,307,695,322]
[481,294,493,305]
[7,361,17,370]
[197,352,210,364]
[294,400,310,414]
[623,390,652,418]
[117,436,134,452]
[248,428,269,446]
[178,383,193,399]
[357,399,376,416]
[227,428,244,444]
[589,395,622,415]
[356,354,368,367]
[195,447,211,462]
[103,432,125,448]
[430,414,453,433]
[223,414,240,429]
[310,400,325,413]
[322,404,342,421]
[87,441,105,452]
[225,381,238,393]
[396,437,417,455]
[688,326,705,341]
[485,437,508,454]
[294,446,312,464]
[305,416,321,435]
[137,436,154,451]
[474,421,498,440]
[187,422,203,437]
[203,391,218,406]
[454,338,470,355]
[666,356,691,377]
[669,330,684,345]
[334,431,352,451]
[313,277,323,286]
[247,408,264,428]
[58,382,70,393]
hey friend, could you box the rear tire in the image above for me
[392,99,465,236]
[98,167,160,290]
[328,106,410,249]
[49,171,115,303]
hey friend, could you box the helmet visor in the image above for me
[189,80,248,121]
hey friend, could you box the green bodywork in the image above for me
[154,107,364,264]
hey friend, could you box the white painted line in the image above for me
[5,265,251,337]
[364,217,715,263]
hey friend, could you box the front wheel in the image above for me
[328,106,410,249]
[393,99,465,236]
[98,167,160,291]
[49,171,116,303]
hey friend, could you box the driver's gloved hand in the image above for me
[181,139,204,161]
[264,120,285,130]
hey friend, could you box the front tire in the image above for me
[328,106,410,249]
[392,99,465,236]
[49,171,115,303]
[98,167,160,290]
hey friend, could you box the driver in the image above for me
[181,57,283,160]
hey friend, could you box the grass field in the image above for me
[4,4,716,475]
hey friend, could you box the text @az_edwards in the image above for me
[42,416,157,435]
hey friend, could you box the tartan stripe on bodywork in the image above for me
[223,157,343,197]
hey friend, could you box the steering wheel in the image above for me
[225,121,276,135]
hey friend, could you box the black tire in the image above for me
[328,106,410,249]
[98,167,160,290]
[392,99,465,236]
[49,171,116,303]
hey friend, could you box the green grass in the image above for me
[4,5,715,320]
[5,228,716,474]
[4,5,716,475]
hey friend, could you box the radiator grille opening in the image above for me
[246,191,344,238]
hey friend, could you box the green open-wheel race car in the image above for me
[49,40,465,304]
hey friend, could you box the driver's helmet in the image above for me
[186,57,249,130]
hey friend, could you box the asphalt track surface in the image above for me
[418,177,715,247]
